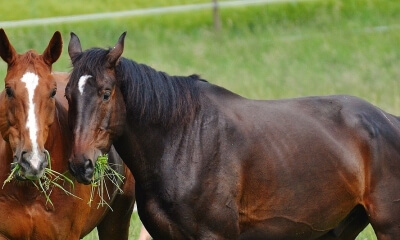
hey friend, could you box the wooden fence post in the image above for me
[212,0,222,32]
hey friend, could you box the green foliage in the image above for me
[0,0,397,239]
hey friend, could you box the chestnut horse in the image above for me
[66,32,400,239]
[0,29,135,239]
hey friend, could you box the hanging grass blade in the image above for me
[37,178,54,208]
[89,154,125,210]
[2,163,21,189]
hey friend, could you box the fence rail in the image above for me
[0,0,315,28]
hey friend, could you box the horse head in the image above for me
[66,32,126,184]
[0,29,62,180]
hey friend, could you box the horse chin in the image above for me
[74,174,92,185]
[25,174,42,181]
[23,169,45,181]
[68,164,92,185]
[15,174,27,181]
[15,169,43,181]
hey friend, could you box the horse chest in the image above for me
[0,202,54,239]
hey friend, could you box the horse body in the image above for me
[0,29,135,240]
[118,85,393,239]
[66,32,400,239]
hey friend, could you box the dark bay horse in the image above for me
[0,29,135,239]
[66,32,400,239]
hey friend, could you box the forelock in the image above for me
[70,47,110,85]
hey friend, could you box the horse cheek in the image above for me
[6,129,18,151]
[0,96,8,134]
[47,104,56,127]
[0,107,17,142]
[0,114,9,142]
[113,94,126,137]
[97,133,112,152]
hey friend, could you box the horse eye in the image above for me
[50,88,57,98]
[5,87,14,98]
[103,91,111,101]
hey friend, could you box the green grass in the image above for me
[88,154,125,209]
[0,0,398,239]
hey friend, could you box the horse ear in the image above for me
[68,32,82,62]
[42,31,63,66]
[107,32,126,68]
[0,28,17,65]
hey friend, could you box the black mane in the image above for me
[70,47,203,127]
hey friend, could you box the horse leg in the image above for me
[370,212,400,240]
[317,205,369,240]
[368,209,400,240]
[97,172,135,240]
[97,192,135,240]
[366,188,400,239]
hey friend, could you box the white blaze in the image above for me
[21,72,40,169]
[78,75,91,95]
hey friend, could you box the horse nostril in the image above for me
[69,162,76,175]
[19,152,30,169]
[40,158,48,170]
[84,159,94,170]
[44,150,50,163]
[83,158,94,183]
[21,151,28,162]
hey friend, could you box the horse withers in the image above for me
[0,29,135,240]
[66,32,400,239]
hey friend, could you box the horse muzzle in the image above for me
[16,150,48,180]
[69,157,94,185]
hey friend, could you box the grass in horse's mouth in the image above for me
[2,153,124,210]
[2,150,79,208]
[89,154,124,210]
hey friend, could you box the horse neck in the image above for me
[117,59,201,128]
[112,120,167,184]
[44,100,71,172]
[114,73,205,174]
[113,108,200,195]
[114,81,241,186]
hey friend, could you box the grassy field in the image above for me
[1,0,399,239]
